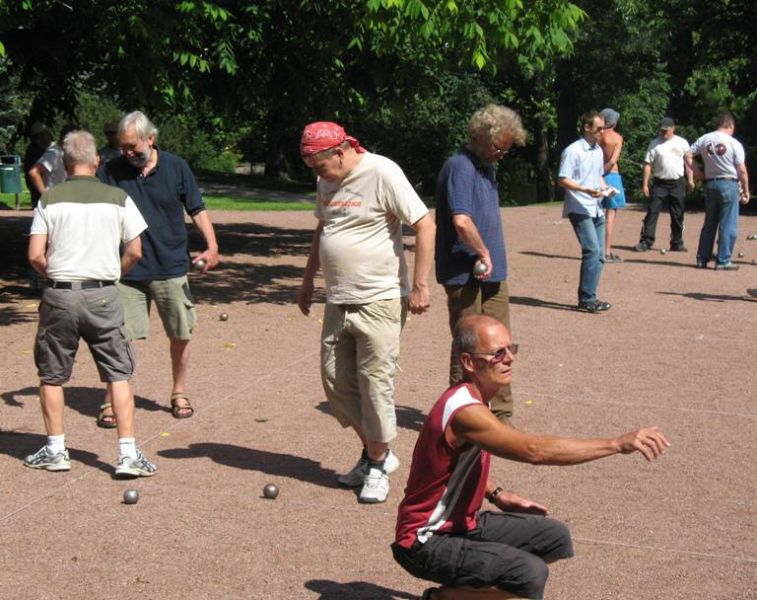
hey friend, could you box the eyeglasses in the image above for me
[492,140,510,155]
[468,344,519,364]
[302,145,341,167]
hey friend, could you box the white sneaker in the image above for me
[337,449,400,487]
[24,446,71,471]
[114,449,158,478]
[358,467,390,504]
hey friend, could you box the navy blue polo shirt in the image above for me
[98,149,205,281]
[435,147,507,285]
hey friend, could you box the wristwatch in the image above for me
[487,486,504,503]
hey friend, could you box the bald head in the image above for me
[453,314,509,360]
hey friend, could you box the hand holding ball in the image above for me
[473,260,488,277]
[193,259,206,273]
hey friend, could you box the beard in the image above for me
[127,146,152,168]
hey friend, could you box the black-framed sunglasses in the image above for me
[468,344,519,364]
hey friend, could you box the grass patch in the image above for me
[203,193,314,211]
[0,191,31,210]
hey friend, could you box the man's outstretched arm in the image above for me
[450,404,670,466]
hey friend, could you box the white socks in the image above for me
[46,434,65,454]
[118,437,138,460]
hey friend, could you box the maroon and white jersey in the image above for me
[395,383,491,549]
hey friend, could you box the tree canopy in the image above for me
[1,0,753,200]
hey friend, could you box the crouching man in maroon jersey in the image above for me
[392,314,670,600]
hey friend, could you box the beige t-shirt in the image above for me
[315,153,428,304]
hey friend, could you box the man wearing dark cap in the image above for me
[298,121,435,504]
[599,108,627,263]
[635,118,694,252]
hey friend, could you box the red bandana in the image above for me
[300,121,366,156]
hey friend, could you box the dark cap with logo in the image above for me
[659,117,675,130]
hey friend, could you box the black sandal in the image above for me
[170,393,194,419]
[97,403,117,429]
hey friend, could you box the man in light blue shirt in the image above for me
[558,111,612,313]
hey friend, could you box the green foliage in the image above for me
[0,0,753,203]
[357,71,497,193]
[154,107,242,172]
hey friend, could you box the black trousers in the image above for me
[639,177,686,248]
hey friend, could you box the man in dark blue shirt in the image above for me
[98,111,219,424]
[435,105,526,422]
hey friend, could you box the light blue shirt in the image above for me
[559,137,604,217]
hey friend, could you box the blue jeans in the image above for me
[697,179,740,265]
[568,213,606,304]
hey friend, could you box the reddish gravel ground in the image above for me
[1,203,755,600]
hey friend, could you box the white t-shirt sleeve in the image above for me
[733,140,745,166]
[122,196,148,242]
[30,204,48,235]
[377,160,428,226]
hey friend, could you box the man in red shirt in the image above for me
[392,315,670,599]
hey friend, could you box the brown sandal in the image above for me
[170,392,194,419]
[97,403,117,429]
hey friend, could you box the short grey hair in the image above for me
[452,315,481,361]
[468,104,527,147]
[119,110,158,141]
[62,129,97,169]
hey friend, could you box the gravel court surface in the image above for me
[1,204,756,599]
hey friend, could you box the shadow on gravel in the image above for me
[305,579,417,599]
[520,250,579,261]
[0,429,113,474]
[657,290,755,302]
[510,296,578,312]
[2,385,167,417]
[158,442,338,488]
[315,401,427,433]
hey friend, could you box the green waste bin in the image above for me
[0,154,22,194]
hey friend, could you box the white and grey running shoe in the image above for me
[115,449,158,478]
[24,446,71,471]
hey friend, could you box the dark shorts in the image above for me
[34,285,135,385]
[392,511,574,600]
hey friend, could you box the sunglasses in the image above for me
[468,344,519,364]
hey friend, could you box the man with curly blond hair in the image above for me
[435,104,526,423]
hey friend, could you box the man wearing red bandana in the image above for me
[298,121,436,504]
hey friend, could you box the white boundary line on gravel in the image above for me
[574,536,757,564]
[0,353,315,524]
